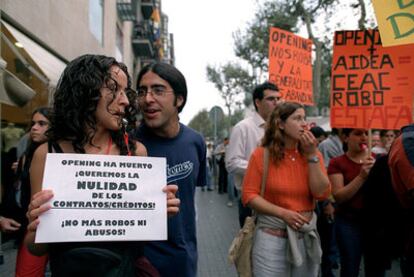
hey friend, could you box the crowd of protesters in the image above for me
[1,55,414,277]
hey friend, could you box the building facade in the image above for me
[0,0,174,125]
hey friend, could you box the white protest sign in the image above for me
[35,153,167,243]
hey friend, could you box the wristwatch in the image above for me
[307,156,320,163]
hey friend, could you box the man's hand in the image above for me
[0,216,21,233]
[164,185,180,217]
[323,202,335,222]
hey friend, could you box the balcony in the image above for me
[132,38,154,58]
[141,0,155,20]
[132,22,154,58]
[116,0,137,21]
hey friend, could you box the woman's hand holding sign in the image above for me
[27,190,54,233]
[24,189,53,256]
[164,184,180,217]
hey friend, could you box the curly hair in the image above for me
[50,54,138,154]
[261,102,304,164]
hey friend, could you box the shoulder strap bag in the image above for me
[228,148,269,277]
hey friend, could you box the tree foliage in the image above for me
[233,1,299,81]
[188,108,245,141]
[229,109,245,127]
[232,0,377,113]
[350,0,376,30]
[232,1,337,113]
[188,109,213,139]
[206,62,255,118]
[199,0,377,126]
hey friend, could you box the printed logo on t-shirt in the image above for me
[167,161,193,183]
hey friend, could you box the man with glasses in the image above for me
[131,62,206,277]
[225,81,281,227]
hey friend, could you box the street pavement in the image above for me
[0,187,404,276]
[0,240,17,277]
[196,188,239,277]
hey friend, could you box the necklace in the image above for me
[285,150,298,161]
[346,153,364,164]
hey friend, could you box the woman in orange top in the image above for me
[242,102,330,277]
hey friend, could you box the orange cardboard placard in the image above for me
[268,27,313,105]
[330,29,414,130]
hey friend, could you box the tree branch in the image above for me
[358,0,367,30]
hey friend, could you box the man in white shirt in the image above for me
[225,82,281,227]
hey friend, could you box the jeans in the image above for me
[205,164,213,190]
[316,202,339,277]
[401,256,414,277]
[335,215,362,277]
[227,174,236,201]
[218,156,227,193]
[252,229,319,277]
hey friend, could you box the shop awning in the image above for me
[2,21,67,87]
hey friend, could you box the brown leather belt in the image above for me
[261,228,304,239]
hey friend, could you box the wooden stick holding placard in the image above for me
[367,129,372,158]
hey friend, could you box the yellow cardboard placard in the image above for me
[372,0,414,47]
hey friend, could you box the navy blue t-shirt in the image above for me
[131,123,206,277]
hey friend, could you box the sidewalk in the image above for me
[196,188,239,277]
[0,241,17,276]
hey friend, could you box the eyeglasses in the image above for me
[137,86,174,99]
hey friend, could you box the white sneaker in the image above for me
[227,201,233,207]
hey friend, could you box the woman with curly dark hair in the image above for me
[242,102,331,276]
[24,54,179,276]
